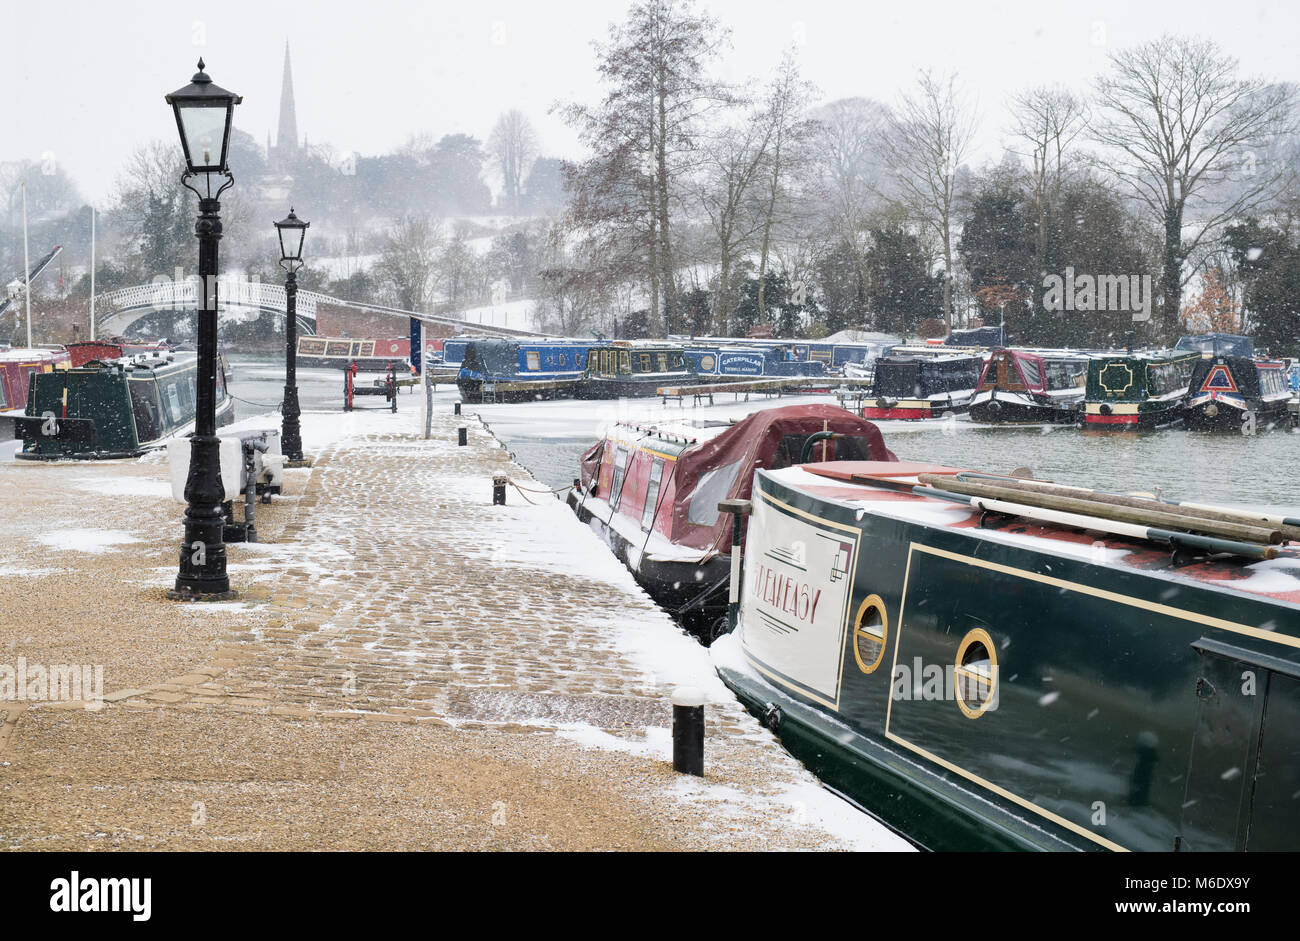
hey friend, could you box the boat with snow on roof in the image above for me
[567,404,896,638]
[712,457,1300,850]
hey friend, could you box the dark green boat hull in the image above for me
[718,470,1300,852]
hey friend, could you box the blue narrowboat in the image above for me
[457,338,602,403]
[684,343,826,379]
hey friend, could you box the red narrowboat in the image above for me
[567,404,896,637]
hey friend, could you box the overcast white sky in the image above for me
[6,0,1300,203]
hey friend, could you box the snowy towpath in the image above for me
[0,406,910,851]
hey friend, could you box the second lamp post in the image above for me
[274,208,308,462]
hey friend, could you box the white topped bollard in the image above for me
[672,686,706,776]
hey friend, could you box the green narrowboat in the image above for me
[714,459,1300,851]
[16,352,234,460]
[1083,350,1198,429]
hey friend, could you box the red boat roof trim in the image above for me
[764,465,1300,607]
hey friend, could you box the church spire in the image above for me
[276,41,299,156]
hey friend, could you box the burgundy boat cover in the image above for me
[581,404,895,556]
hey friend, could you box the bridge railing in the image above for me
[97,279,318,321]
[95,281,551,338]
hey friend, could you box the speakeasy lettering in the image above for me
[750,562,823,624]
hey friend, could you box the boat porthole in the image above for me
[701,354,716,371]
[851,594,888,675]
[954,628,998,719]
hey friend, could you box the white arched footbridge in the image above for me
[95,279,550,339]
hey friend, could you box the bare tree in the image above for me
[488,110,539,215]
[697,115,771,332]
[1093,35,1297,328]
[882,71,978,325]
[1009,85,1089,298]
[806,97,891,306]
[374,215,442,311]
[754,51,816,324]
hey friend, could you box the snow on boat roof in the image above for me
[0,347,66,363]
[764,462,1300,608]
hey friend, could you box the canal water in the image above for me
[228,354,1300,514]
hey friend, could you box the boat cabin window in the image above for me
[1044,360,1088,390]
[618,352,631,375]
[1017,357,1043,390]
[639,353,653,372]
[526,351,540,371]
[609,446,630,511]
[129,379,164,443]
[641,459,664,531]
[955,628,998,719]
[688,461,743,525]
[1147,361,1192,396]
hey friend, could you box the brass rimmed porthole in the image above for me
[954,628,998,719]
[852,594,888,675]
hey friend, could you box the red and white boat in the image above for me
[567,404,896,637]
[1,346,71,436]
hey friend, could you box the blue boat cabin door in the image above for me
[1178,640,1300,851]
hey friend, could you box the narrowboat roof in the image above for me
[0,347,69,363]
[1176,333,1254,358]
[878,350,982,364]
[1088,348,1200,363]
[63,352,196,377]
[761,461,1300,611]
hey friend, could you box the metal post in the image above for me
[672,687,705,776]
[89,206,95,340]
[718,499,752,634]
[493,475,506,505]
[169,195,233,600]
[454,401,461,416]
[281,267,303,461]
[458,426,467,446]
[22,181,31,347]
[421,321,432,439]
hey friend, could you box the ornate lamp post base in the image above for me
[166,587,240,602]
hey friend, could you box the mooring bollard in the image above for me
[672,686,705,776]
[493,475,507,505]
[454,401,461,416]
[458,426,467,446]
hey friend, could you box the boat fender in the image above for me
[989,399,1002,412]
[1205,403,1219,418]
[762,703,782,732]
[1099,402,1113,416]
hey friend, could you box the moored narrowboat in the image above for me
[861,350,983,420]
[684,343,827,379]
[1083,350,1198,430]
[0,347,71,438]
[1184,355,1293,432]
[16,352,234,460]
[579,342,693,398]
[714,460,1300,851]
[567,404,896,637]
[457,338,597,403]
[969,349,1091,424]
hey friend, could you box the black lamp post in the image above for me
[274,208,308,462]
[165,59,241,601]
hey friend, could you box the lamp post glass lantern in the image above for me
[165,60,241,601]
[275,208,309,462]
